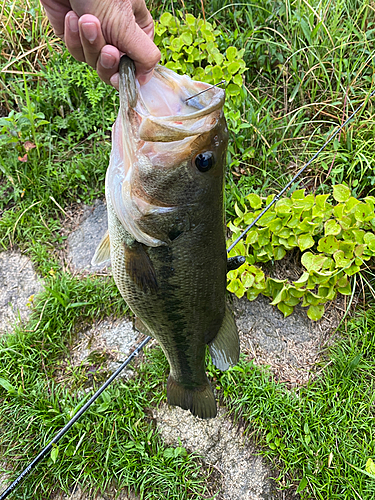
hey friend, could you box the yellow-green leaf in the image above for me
[247,193,262,209]
[298,234,315,251]
[247,288,260,301]
[333,184,351,202]
[51,445,59,464]
[307,304,325,320]
[366,458,375,475]
[160,12,173,27]
[317,235,339,254]
[226,46,238,61]
[277,301,294,317]
[324,220,341,236]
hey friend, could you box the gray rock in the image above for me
[233,294,342,385]
[67,200,109,273]
[70,318,140,377]
[154,405,281,500]
[0,251,43,334]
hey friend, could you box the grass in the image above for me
[1,0,375,498]
[0,275,213,499]
[213,308,375,498]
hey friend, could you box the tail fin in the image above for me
[167,375,217,419]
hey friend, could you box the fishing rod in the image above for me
[1,88,374,500]
[0,336,151,500]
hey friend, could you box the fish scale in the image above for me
[93,56,240,418]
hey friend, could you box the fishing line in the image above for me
[227,88,375,254]
[184,80,226,101]
[0,335,151,500]
[1,86,374,500]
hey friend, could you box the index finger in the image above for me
[123,23,161,84]
[132,0,155,36]
[40,0,71,38]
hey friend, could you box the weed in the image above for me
[1,0,375,498]
[212,307,375,499]
[0,274,213,499]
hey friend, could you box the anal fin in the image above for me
[134,317,152,336]
[91,230,111,265]
[167,375,217,419]
[124,242,158,293]
[208,305,239,371]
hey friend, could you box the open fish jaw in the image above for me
[136,66,225,142]
[106,62,227,247]
[136,65,225,119]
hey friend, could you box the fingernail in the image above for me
[138,70,153,86]
[101,53,116,69]
[110,73,119,90]
[68,14,78,33]
[81,22,97,43]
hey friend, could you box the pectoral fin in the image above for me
[91,231,111,265]
[124,242,158,293]
[208,305,239,371]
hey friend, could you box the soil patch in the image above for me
[233,293,345,386]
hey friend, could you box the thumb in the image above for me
[70,0,160,80]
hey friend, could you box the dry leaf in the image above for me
[24,141,36,152]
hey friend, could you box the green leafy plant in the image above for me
[0,106,49,150]
[40,52,118,140]
[154,12,246,102]
[227,185,375,320]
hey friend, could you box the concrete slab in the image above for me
[0,251,43,334]
[70,317,140,377]
[154,405,283,500]
[66,200,109,273]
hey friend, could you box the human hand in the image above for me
[40,0,161,87]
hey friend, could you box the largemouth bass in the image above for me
[93,56,240,419]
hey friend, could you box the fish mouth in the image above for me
[107,58,227,247]
[135,66,225,142]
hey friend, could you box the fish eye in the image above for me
[194,152,214,172]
